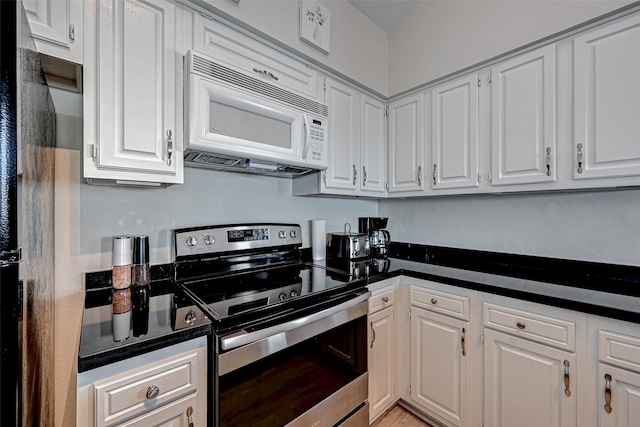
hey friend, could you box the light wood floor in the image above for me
[372,405,434,427]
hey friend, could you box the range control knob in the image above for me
[203,234,215,246]
[184,310,197,326]
[185,235,197,247]
[278,230,287,239]
[290,290,298,298]
[278,293,286,301]
[290,229,298,238]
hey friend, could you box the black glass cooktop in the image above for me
[177,261,366,333]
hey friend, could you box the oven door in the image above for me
[215,292,369,427]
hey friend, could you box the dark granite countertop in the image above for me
[78,274,211,373]
[368,242,640,324]
[78,243,640,372]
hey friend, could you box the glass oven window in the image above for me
[218,315,367,427]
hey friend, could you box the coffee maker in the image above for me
[358,217,391,258]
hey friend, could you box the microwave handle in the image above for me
[302,115,310,159]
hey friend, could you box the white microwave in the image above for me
[184,51,329,177]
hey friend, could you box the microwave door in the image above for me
[189,76,307,167]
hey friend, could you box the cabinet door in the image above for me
[484,329,576,427]
[368,306,396,422]
[24,0,83,64]
[574,14,640,180]
[490,45,556,186]
[360,95,386,195]
[86,0,182,183]
[119,394,197,427]
[598,363,640,427]
[431,74,479,190]
[324,79,360,192]
[388,93,424,193]
[411,307,470,427]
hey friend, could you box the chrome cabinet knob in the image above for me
[146,385,160,400]
[185,235,197,247]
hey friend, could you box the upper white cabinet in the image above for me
[388,92,424,193]
[83,0,184,185]
[431,74,479,191]
[293,79,385,197]
[490,44,556,186]
[24,0,83,64]
[360,94,387,194]
[573,14,640,181]
[192,14,321,100]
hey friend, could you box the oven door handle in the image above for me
[220,291,370,351]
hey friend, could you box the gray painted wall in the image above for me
[379,190,640,266]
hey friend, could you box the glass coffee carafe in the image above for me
[358,217,391,258]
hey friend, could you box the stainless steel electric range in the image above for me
[172,223,370,427]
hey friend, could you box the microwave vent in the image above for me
[190,152,243,167]
[191,54,328,118]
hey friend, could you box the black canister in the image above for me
[132,236,150,287]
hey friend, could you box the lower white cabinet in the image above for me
[380,275,640,427]
[597,364,640,427]
[77,339,207,427]
[482,300,583,427]
[484,328,577,427]
[590,317,640,427]
[367,282,398,423]
[410,306,470,427]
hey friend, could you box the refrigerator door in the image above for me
[1,1,57,425]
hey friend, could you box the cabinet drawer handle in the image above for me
[577,143,583,174]
[461,327,466,357]
[146,385,160,399]
[186,405,194,427]
[370,320,376,349]
[252,67,279,81]
[430,298,438,305]
[381,296,389,303]
[362,166,367,186]
[417,165,422,187]
[166,129,173,166]
[432,164,437,186]
[563,360,571,397]
[604,373,613,413]
[353,164,357,186]
[546,147,552,176]
[516,321,526,330]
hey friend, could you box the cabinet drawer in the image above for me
[94,351,199,427]
[410,285,470,321]
[193,16,320,100]
[599,329,640,373]
[483,303,576,351]
[369,287,394,313]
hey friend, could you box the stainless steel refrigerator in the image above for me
[1,0,56,425]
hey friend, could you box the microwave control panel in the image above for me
[307,117,328,166]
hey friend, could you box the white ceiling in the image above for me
[348,0,415,32]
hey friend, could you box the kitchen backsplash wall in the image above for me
[379,190,640,267]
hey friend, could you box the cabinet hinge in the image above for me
[69,24,75,42]
[480,332,484,344]
[477,78,482,87]
[91,144,97,160]
[408,309,411,319]
[385,106,389,117]
[487,75,492,85]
